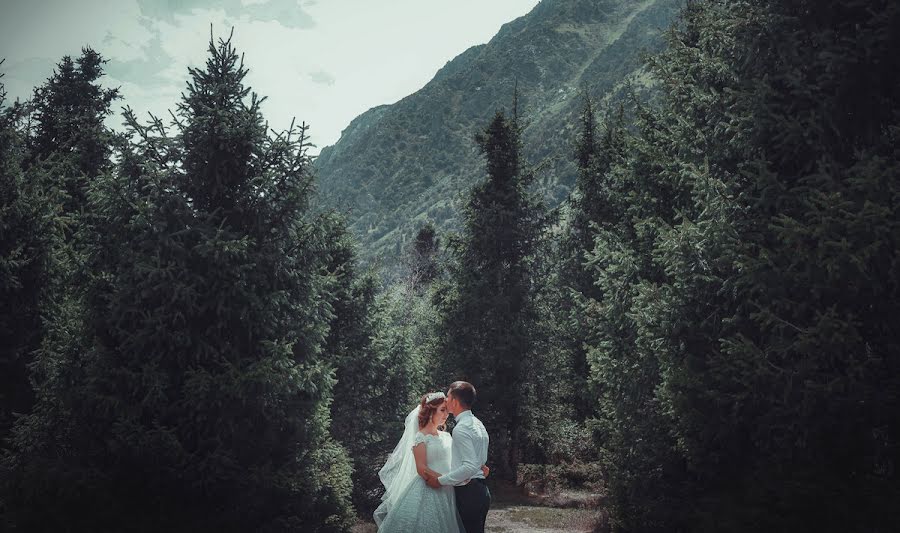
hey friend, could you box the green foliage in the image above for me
[583,1,900,531]
[1,49,119,455]
[437,104,547,476]
[327,228,448,513]
[321,213,381,512]
[520,222,595,465]
[582,102,691,531]
[405,222,440,290]
[517,462,604,493]
[556,97,631,421]
[651,1,899,530]
[372,284,434,396]
[562,97,629,301]
[516,96,633,471]
[26,47,119,218]
[3,34,354,531]
[321,212,428,514]
[0,70,51,450]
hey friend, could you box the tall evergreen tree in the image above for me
[26,47,119,219]
[4,34,354,532]
[586,0,900,531]
[517,97,634,468]
[320,212,426,514]
[582,100,692,532]
[404,222,440,291]
[0,50,118,451]
[645,1,900,530]
[0,69,50,450]
[556,96,629,421]
[562,96,628,300]
[438,99,545,475]
[518,213,595,466]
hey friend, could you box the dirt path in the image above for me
[486,504,603,532]
[354,482,606,533]
[486,482,604,533]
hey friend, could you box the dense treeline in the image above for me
[2,0,899,531]
[396,0,900,531]
[0,35,409,532]
[577,1,900,530]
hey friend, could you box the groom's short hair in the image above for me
[448,381,476,408]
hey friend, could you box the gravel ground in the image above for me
[353,482,606,533]
[486,504,603,532]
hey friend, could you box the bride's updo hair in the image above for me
[418,392,446,429]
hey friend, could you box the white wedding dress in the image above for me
[374,408,464,533]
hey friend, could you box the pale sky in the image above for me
[0,0,540,152]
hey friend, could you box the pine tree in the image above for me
[585,0,900,531]
[0,50,118,451]
[0,69,51,450]
[4,33,354,532]
[404,222,440,291]
[26,47,119,219]
[581,98,692,532]
[646,1,900,530]
[515,96,630,466]
[556,96,630,421]
[438,98,545,475]
[562,96,628,299]
[518,213,594,466]
[320,211,425,513]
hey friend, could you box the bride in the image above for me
[374,392,488,532]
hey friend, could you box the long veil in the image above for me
[373,406,420,527]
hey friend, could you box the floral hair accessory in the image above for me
[425,392,446,402]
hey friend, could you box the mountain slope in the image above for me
[314,0,681,268]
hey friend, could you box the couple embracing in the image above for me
[374,381,492,533]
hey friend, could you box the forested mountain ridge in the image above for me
[314,0,681,268]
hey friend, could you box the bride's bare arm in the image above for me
[412,443,442,480]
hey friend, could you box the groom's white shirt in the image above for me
[439,409,489,487]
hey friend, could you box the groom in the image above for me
[426,381,491,533]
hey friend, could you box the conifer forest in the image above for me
[1,1,898,532]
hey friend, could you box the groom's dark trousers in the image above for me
[455,478,491,533]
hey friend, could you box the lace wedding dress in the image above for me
[375,408,464,533]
